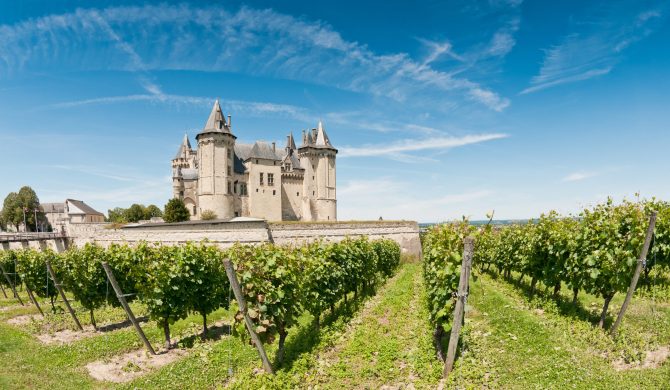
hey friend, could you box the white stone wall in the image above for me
[247,159,282,221]
[60,220,421,257]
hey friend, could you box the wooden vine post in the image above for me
[46,261,83,331]
[611,211,657,337]
[223,258,274,374]
[101,261,156,355]
[0,263,24,305]
[443,236,474,379]
[25,284,44,316]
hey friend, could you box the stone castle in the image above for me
[171,100,337,221]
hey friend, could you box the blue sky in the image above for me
[0,0,669,222]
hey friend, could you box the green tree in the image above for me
[163,198,190,223]
[124,204,146,223]
[144,204,163,220]
[1,192,22,231]
[107,207,127,223]
[1,187,45,232]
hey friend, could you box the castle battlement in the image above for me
[171,100,337,221]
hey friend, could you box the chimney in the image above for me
[227,115,231,128]
[272,142,276,152]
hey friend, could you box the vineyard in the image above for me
[0,199,669,388]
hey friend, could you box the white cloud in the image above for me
[523,6,664,94]
[339,133,508,158]
[0,4,509,112]
[337,178,495,221]
[48,94,310,120]
[562,171,598,182]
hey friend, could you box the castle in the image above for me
[171,100,337,222]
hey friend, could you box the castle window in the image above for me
[240,183,248,196]
[268,173,274,186]
[273,190,276,196]
[227,165,232,176]
[256,188,259,192]
[227,149,231,159]
[260,173,264,185]
[227,181,232,194]
[313,191,315,196]
[296,192,299,196]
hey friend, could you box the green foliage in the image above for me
[471,198,669,328]
[124,204,146,223]
[421,220,474,328]
[60,244,109,316]
[163,198,190,223]
[1,186,46,231]
[0,250,21,288]
[15,248,59,303]
[200,210,217,220]
[106,207,127,223]
[144,204,163,220]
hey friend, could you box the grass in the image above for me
[1,263,668,389]
[447,271,670,389]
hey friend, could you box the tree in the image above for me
[1,187,45,232]
[144,204,163,220]
[124,204,146,223]
[107,207,127,223]
[1,192,22,231]
[163,198,190,223]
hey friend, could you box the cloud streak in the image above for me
[523,4,664,94]
[0,4,510,112]
[339,133,508,158]
[563,171,598,182]
[48,94,311,120]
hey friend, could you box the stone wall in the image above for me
[23,220,422,257]
[269,221,421,258]
[67,221,270,249]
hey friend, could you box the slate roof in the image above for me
[198,100,232,137]
[65,199,104,216]
[174,134,192,159]
[40,203,65,213]
[248,141,283,161]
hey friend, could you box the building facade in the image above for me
[171,100,337,221]
[41,199,105,231]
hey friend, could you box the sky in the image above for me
[0,0,669,222]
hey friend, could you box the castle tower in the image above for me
[171,133,192,198]
[195,100,236,219]
[298,120,337,221]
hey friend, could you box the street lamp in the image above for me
[22,207,27,233]
[34,208,38,233]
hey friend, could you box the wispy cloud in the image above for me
[339,133,508,158]
[0,4,510,111]
[48,94,310,120]
[562,171,598,182]
[522,4,664,94]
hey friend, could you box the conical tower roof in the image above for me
[286,132,297,151]
[314,120,332,147]
[174,133,192,159]
[198,100,232,137]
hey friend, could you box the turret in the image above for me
[172,133,195,199]
[195,100,236,220]
[297,120,337,221]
